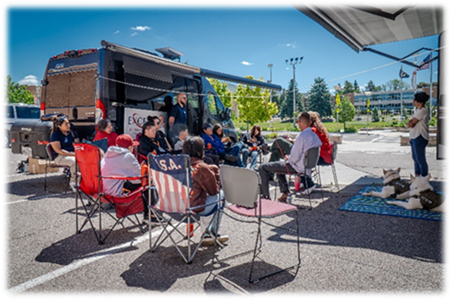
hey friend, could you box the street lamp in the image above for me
[285,56,303,128]
[268,63,273,129]
[268,63,273,83]
[365,91,371,135]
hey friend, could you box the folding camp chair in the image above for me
[74,143,147,244]
[148,153,222,264]
[218,165,301,283]
[44,143,71,194]
[314,141,339,192]
[274,147,323,209]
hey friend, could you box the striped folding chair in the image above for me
[148,153,223,264]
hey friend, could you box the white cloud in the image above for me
[18,75,39,86]
[278,42,297,48]
[131,32,138,37]
[241,61,253,66]
[131,26,151,31]
[114,30,120,34]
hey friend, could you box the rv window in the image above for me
[215,95,225,115]
[207,93,218,116]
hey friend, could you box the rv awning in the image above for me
[297,5,443,52]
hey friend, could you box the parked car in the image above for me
[5,103,40,147]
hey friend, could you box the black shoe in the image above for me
[224,154,239,162]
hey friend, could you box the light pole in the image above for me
[268,63,273,83]
[365,92,371,135]
[285,57,303,128]
[268,63,273,129]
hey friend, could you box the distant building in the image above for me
[22,85,42,105]
[347,86,437,114]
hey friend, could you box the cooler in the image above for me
[10,120,53,159]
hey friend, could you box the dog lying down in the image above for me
[363,168,411,200]
[386,174,444,212]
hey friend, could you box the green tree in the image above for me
[366,80,376,92]
[279,79,304,120]
[386,79,410,90]
[334,95,355,131]
[306,77,332,117]
[7,75,34,104]
[208,78,233,108]
[342,80,355,94]
[371,107,380,122]
[235,75,278,127]
[353,80,360,93]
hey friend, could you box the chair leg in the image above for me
[316,166,324,203]
[331,164,340,192]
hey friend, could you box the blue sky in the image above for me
[6,4,440,94]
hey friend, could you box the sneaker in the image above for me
[201,234,229,246]
[69,182,77,193]
[300,184,316,195]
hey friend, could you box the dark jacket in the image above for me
[242,133,265,149]
[190,157,220,212]
[138,134,167,157]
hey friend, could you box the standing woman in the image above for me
[406,92,430,178]
[49,115,80,182]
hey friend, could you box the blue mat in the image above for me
[339,185,443,222]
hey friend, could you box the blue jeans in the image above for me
[241,148,259,170]
[410,135,429,177]
[198,190,224,236]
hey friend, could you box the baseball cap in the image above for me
[202,122,213,130]
[116,134,139,148]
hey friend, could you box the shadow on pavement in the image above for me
[272,180,443,263]
[35,226,144,266]
[7,173,70,198]
[120,246,228,292]
[204,261,297,294]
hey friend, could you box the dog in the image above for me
[362,168,411,199]
[386,174,444,212]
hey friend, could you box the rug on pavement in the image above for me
[338,185,443,221]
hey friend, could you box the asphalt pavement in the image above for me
[3,130,446,296]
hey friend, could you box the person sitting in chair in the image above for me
[138,120,169,159]
[308,111,333,165]
[182,136,229,246]
[49,115,80,183]
[93,118,118,148]
[202,123,244,167]
[241,124,266,170]
[259,112,322,202]
[101,134,156,223]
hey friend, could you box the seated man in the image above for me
[101,134,156,223]
[259,112,322,202]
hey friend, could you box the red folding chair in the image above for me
[74,143,147,244]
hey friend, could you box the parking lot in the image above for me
[4,131,445,295]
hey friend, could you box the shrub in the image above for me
[344,126,358,133]
[265,132,278,139]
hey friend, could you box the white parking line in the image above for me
[7,194,63,205]
[370,136,383,143]
[9,229,161,293]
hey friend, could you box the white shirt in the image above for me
[288,127,322,174]
[410,107,429,140]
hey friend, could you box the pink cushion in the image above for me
[228,198,296,217]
